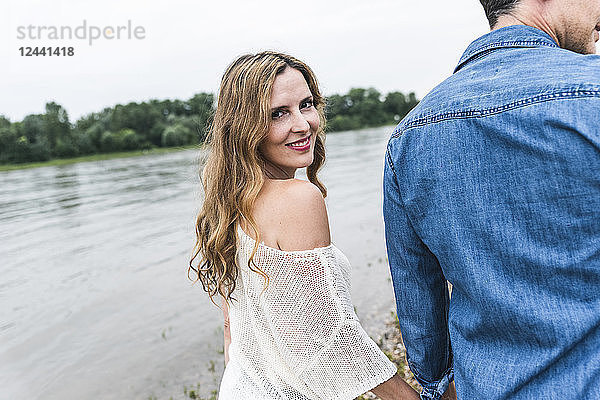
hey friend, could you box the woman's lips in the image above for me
[285,135,311,151]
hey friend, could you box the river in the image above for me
[0,125,398,400]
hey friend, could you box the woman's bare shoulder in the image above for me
[260,179,330,251]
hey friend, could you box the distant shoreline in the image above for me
[1,125,398,172]
[1,88,416,170]
[0,145,199,172]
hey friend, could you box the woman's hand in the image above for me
[441,381,456,400]
[372,377,455,400]
[371,373,420,400]
[222,298,231,365]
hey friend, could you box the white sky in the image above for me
[1,0,491,122]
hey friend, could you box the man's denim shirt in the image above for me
[384,26,600,400]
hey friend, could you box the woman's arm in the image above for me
[371,374,420,400]
[222,297,231,365]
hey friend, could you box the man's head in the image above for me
[480,0,600,54]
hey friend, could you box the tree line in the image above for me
[0,88,418,164]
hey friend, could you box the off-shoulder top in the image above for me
[217,226,397,400]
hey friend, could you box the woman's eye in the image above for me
[301,100,314,109]
[271,110,285,119]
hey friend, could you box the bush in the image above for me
[8,136,51,163]
[100,129,145,152]
[327,115,363,132]
[75,133,97,155]
[149,123,166,147]
[161,123,194,147]
[100,131,117,152]
[119,129,141,151]
[84,122,105,150]
[54,138,79,158]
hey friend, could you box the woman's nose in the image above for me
[290,111,310,133]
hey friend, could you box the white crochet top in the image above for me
[218,226,397,400]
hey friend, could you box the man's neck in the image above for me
[493,9,560,46]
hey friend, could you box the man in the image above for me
[383,0,600,399]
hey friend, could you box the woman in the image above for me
[190,51,419,400]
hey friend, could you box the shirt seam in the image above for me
[298,319,359,377]
[385,145,398,180]
[385,145,413,224]
[456,40,557,71]
[391,90,600,139]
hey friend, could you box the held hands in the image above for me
[440,381,457,400]
[371,373,420,400]
[371,375,456,400]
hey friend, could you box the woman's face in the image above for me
[259,67,320,179]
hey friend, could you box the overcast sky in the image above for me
[1,0,492,122]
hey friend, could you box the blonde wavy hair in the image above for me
[189,51,327,302]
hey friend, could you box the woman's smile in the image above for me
[285,135,311,151]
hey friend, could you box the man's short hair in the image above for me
[479,0,521,27]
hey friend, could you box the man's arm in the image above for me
[383,146,453,400]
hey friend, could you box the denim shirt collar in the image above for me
[454,25,558,73]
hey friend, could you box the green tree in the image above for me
[161,123,194,147]
[327,115,362,132]
[54,138,79,157]
[118,128,145,150]
[325,94,351,119]
[99,129,146,152]
[166,115,203,144]
[16,115,52,162]
[74,131,97,155]
[21,114,45,144]
[354,88,388,126]
[149,122,167,147]
[110,102,162,145]
[100,131,117,153]
[82,122,106,151]
[0,116,17,163]
[44,102,71,152]
[383,91,419,121]
[187,93,214,141]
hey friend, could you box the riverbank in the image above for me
[0,145,199,172]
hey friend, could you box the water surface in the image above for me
[0,126,397,400]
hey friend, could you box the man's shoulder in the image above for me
[392,48,600,137]
[530,47,600,85]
